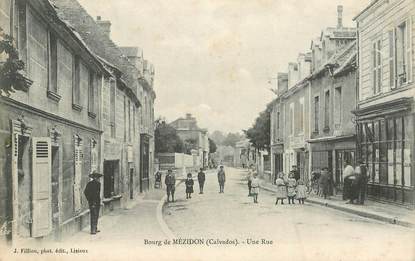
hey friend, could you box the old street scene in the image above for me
[0,0,414,261]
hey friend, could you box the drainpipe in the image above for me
[355,22,360,162]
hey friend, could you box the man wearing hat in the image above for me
[165,169,176,202]
[217,165,226,193]
[84,171,102,235]
[197,168,206,194]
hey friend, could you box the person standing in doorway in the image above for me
[319,167,330,199]
[217,165,226,193]
[165,169,176,202]
[84,171,103,235]
[343,160,356,203]
[291,165,300,181]
[197,168,206,194]
[185,173,194,199]
[251,174,260,203]
[355,160,368,205]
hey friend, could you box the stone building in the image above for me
[354,0,414,205]
[52,0,156,207]
[170,113,209,168]
[307,6,357,191]
[0,0,109,241]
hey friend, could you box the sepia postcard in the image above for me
[0,0,414,260]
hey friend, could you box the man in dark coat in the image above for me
[84,171,103,235]
[291,165,300,181]
[356,160,368,205]
[217,166,226,193]
[165,169,176,202]
[197,168,206,194]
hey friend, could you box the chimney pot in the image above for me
[337,5,343,28]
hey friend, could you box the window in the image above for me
[72,57,81,109]
[128,100,131,142]
[88,72,96,115]
[299,98,304,133]
[110,79,116,138]
[133,106,136,139]
[372,38,382,94]
[276,111,280,130]
[123,96,127,141]
[289,103,294,135]
[334,87,342,126]
[395,20,412,86]
[324,90,330,129]
[48,33,58,94]
[14,1,27,71]
[314,96,319,133]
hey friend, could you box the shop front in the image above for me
[355,97,414,206]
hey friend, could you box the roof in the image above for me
[320,27,356,41]
[353,0,380,21]
[51,0,144,105]
[35,0,111,76]
[310,40,357,79]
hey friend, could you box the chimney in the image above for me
[186,113,192,119]
[96,16,111,36]
[337,5,343,28]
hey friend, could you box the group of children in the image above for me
[275,173,307,205]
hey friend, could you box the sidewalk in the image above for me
[256,176,415,228]
[63,188,169,245]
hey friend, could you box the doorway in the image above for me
[51,146,60,238]
[129,168,134,199]
[140,135,150,192]
[103,160,119,198]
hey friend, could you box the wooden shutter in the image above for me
[31,137,52,237]
[406,17,413,83]
[74,144,83,213]
[389,29,396,89]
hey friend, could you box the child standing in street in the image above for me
[296,180,307,204]
[287,174,297,204]
[185,173,194,199]
[275,173,287,205]
[251,174,260,203]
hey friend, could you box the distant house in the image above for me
[354,0,414,205]
[170,114,209,168]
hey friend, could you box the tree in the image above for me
[208,138,217,154]
[244,103,272,152]
[222,132,242,147]
[210,130,226,145]
[154,119,184,153]
[0,27,32,96]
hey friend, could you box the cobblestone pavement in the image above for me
[163,167,415,261]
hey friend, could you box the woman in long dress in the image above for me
[275,173,287,205]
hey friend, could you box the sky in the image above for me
[77,0,369,133]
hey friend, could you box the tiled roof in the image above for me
[51,0,142,101]
[311,40,357,79]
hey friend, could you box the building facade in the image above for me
[308,12,357,192]
[354,0,414,205]
[0,0,109,241]
[170,113,209,168]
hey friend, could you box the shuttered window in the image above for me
[389,30,396,89]
[74,138,83,213]
[372,39,382,94]
[31,137,52,237]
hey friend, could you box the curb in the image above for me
[259,183,414,229]
[155,180,184,239]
